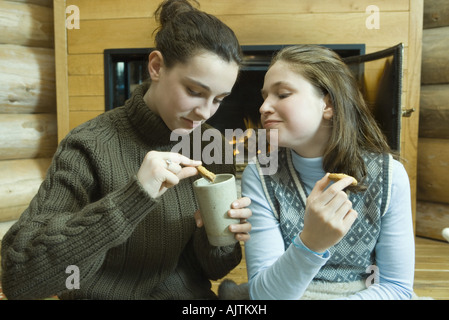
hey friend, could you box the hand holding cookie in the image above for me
[300,173,358,253]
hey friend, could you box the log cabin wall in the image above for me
[0,0,57,238]
[416,0,449,241]
[58,0,423,227]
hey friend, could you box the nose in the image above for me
[194,100,213,120]
[259,97,274,115]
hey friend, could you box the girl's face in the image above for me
[260,61,333,158]
[146,51,239,135]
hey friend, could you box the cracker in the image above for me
[328,173,358,186]
[197,165,216,183]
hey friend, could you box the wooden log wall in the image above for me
[0,0,56,239]
[416,0,449,242]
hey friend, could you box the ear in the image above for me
[322,94,334,120]
[148,50,164,81]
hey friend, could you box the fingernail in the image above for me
[232,202,239,208]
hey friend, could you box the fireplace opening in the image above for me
[104,43,403,154]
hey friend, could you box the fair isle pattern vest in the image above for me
[257,148,393,282]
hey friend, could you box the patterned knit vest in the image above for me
[257,148,393,282]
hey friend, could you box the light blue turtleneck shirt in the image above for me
[242,150,415,299]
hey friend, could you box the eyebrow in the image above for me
[184,77,231,97]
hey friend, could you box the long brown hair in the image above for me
[270,45,392,192]
[153,0,243,68]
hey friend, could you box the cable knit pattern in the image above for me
[0,83,240,300]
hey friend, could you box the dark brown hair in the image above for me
[270,45,392,192]
[153,0,243,68]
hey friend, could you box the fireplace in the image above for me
[104,43,403,152]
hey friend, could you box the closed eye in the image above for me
[278,93,291,99]
[187,87,202,97]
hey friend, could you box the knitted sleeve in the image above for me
[0,135,158,300]
[192,227,242,280]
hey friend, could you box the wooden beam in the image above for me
[0,44,56,114]
[0,0,54,48]
[401,0,424,230]
[0,114,57,160]
[417,138,449,204]
[421,26,449,84]
[419,84,449,139]
[416,200,449,241]
[54,0,70,141]
[0,158,52,222]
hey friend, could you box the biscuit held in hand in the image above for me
[328,173,358,186]
[197,165,216,182]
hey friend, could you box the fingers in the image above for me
[344,209,358,226]
[302,173,358,252]
[138,151,202,198]
[230,197,251,210]
[164,153,202,181]
[229,220,251,242]
[319,175,357,206]
[194,210,203,228]
[228,197,252,242]
[164,159,182,174]
[166,153,202,168]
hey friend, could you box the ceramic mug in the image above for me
[193,173,239,246]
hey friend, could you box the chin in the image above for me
[171,127,194,136]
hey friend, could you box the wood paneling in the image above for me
[69,96,104,111]
[68,53,104,75]
[69,110,103,129]
[66,13,409,55]
[67,0,409,19]
[68,75,104,96]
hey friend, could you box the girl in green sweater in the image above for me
[1,0,251,300]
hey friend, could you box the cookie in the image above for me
[328,173,358,186]
[197,165,216,183]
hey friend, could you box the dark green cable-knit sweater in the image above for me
[0,83,241,300]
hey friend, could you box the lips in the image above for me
[182,117,202,129]
[263,119,282,128]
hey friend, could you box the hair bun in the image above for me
[155,0,199,26]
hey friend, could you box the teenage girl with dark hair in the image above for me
[243,45,415,299]
[1,0,251,300]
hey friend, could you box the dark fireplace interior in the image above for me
[104,43,403,152]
